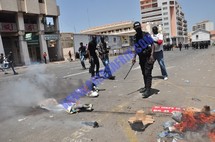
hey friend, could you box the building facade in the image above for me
[60,33,75,61]
[0,0,62,65]
[192,20,214,32]
[80,21,135,36]
[140,0,188,45]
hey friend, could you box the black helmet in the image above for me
[133,21,141,29]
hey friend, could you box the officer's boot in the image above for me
[139,87,146,93]
[142,88,151,98]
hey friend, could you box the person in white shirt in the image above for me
[151,26,168,80]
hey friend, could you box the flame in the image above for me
[174,109,215,142]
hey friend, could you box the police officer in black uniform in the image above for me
[87,36,100,78]
[132,21,155,98]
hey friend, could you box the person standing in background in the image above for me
[151,26,168,80]
[43,52,47,64]
[7,51,18,75]
[79,42,87,69]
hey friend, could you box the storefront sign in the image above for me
[44,34,59,40]
[0,23,17,32]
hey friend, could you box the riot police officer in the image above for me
[132,21,155,98]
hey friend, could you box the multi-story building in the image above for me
[0,0,62,65]
[80,21,135,36]
[192,20,214,32]
[140,0,188,45]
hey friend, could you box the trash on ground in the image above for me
[86,91,99,97]
[38,98,65,112]
[82,121,99,128]
[128,110,154,131]
[18,117,27,122]
[152,106,183,113]
[157,106,215,142]
[191,98,201,102]
[66,103,93,114]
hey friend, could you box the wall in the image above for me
[45,0,58,16]
[192,31,210,42]
[0,0,18,12]
[25,0,40,14]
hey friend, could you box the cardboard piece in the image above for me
[128,110,154,125]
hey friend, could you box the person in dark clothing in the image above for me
[43,52,47,64]
[68,50,72,61]
[78,42,86,69]
[132,21,155,98]
[87,36,100,78]
[7,51,18,75]
[178,42,182,51]
[0,53,7,74]
[98,36,115,80]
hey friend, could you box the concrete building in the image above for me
[0,0,62,65]
[60,33,75,61]
[191,29,210,43]
[140,0,188,45]
[192,20,214,32]
[80,21,135,36]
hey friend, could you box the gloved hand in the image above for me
[132,58,136,64]
[148,55,155,64]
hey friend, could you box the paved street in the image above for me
[0,47,215,142]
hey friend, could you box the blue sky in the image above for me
[56,0,215,33]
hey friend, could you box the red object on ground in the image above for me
[151,106,183,113]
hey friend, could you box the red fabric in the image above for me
[157,40,163,45]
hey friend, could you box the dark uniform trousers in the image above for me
[139,52,154,89]
[90,56,100,77]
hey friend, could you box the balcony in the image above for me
[45,25,56,33]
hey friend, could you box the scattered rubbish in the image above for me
[86,91,99,97]
[128,110,154,131]
[18,118,27,122]
[82,121,99,128]
[191,97,201,102]
[172,111,183,123]
[38,98,65,112]
[157,106,215,142]
[66,104,93,114]
[184,80,190,83]
[163,121,176,131]
[49,115,54,118]
[113,86,117,88]
[152,106,183,113]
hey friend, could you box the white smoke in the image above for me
[0,64,57,118]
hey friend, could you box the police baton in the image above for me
[124,62,135,80]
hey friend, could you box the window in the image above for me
[113,38,116,43]
[163,12,168,15]
[162,2,167,5]
[164,22,169,26]
[164,17,168,20]
[170,1,174,4]
[196,35,199,40]
[163,7,167,10]
[39,0,44,3]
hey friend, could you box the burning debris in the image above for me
[157,106,215,142]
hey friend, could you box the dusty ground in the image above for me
[0,47,215,142]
